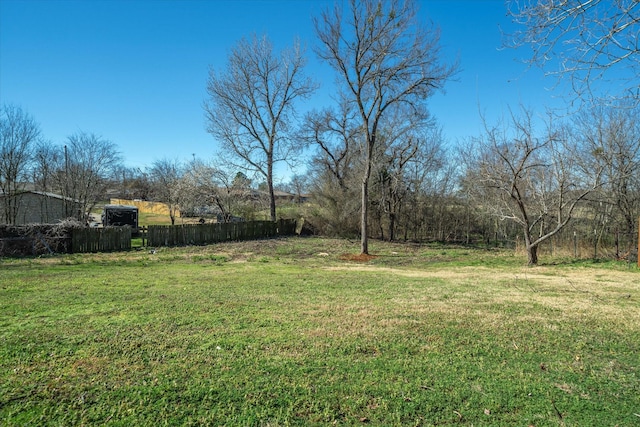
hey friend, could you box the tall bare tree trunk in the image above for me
[527,244,539,265]
[361,167,370,255]
[524,228,539,265]
[388,212,396,242]
[267,154,276,222]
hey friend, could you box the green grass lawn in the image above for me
[1,238,638,426]
[138,211,175,226]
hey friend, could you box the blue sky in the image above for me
[0,0,561,180]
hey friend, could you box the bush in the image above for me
[0,219,85,257]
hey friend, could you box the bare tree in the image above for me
[204,34,316,222]
[374,142,416,241]
[115,166,153,200]
[0,105,40,224]
[301,99,361,191]
[301,100,362,236]
[402,127,453,241]
[465,108,601,265]
[32,140,62,194]
[314,0,457,254]
[286,174,308,204]
[374,118,446,241]
[181,159,247,222]
[148,158,185,225]
[59,132,123,220]
[574,102,640,255]
[507,0,640,102]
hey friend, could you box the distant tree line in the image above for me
[7,97,638,266]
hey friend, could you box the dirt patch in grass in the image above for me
[339,253,378,262]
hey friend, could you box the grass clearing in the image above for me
[1,237,639,426]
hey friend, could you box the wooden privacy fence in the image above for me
[71,227,132,253]
[147,219,296,247]
[0,220,295,256]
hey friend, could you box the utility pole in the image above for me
[64,145,70,217]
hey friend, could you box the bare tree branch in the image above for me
[507,0,640,103]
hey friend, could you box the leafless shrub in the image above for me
[0,219,85,257]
